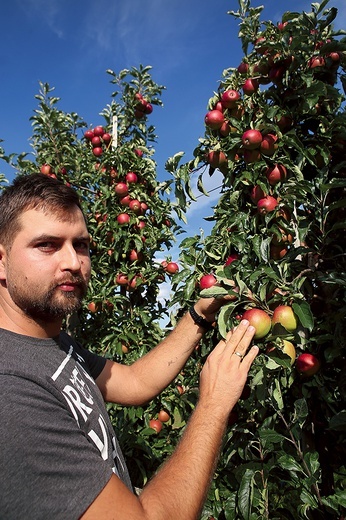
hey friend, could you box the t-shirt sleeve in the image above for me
[60,331,107,380]
[0,375,113,520]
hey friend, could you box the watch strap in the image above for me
[189,306,214,330]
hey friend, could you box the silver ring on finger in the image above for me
[233,351,244,359]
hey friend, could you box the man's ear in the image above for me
[0,244,7,281]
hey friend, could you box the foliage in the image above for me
[168,1,346,518]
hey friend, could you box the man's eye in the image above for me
[75,242,89,252]
[37,242,56,251]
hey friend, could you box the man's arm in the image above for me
[82,320,258,520]
[96,297,227,405]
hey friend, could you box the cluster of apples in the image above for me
[198,271,320,376]
[242,306,320,376]
[134,93,153,120]
[113,176,149,225]
[84,125,112,157]
[148,409,171,434]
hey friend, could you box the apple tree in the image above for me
[167,1,346,518]
[0,65,189,488]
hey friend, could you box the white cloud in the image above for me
[17,0,64,38]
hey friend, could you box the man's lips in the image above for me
[56,279,85,292]
[58,283,79,292]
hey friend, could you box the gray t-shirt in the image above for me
[0,328,132,519]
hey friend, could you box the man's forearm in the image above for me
[139,399,228,520]
[129,307,208,402]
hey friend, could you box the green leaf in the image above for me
[278,454,304,474]
[292,301,314,331]
[237,468,255,519]
[258,428,286,444]
[328,411,346,431]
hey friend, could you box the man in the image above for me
[0,173,258,519]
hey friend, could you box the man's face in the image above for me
[0,206,91,322]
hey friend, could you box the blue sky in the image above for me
[1,0,345,238]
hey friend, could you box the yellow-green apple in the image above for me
[271,305,297,332]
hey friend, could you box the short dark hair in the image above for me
[0,173,84,249]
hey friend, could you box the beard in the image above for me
[8,276,88,321]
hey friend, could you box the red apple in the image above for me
[257,196,278,215]
[214,101,224,112]
[205,110,225,130]
[102,133,112,144]
[117,213,130,225]
[276,114,293,132]
[144,102,153,114]
[206,150,228,169]
[91,136,102,147]
[225,253,239,265]
[242,308,271,339]
[237,62,249,74]
[282,340,296,365]
[114,183,129,197]
[40,164,53,176]
[244,148,261,164]
[242,78,259,95]
[272,305,297,332]
[129,249,144,263]
[219,121,231,137]
[92,147,103,157]
[277,21,288,31]
[119,195,132,206]
[84,130,94,141]
[266,340,296,365]
[126,171,138,183]
[242,129,263,150]
[158,410,170,423]
[129,199,142,215]
[255,36,268,55]
[266,163,287,185]
[250,185,266,204]
[149,419,163,433]
[221,89,241,109]
[93,125,105,136]
[165,262,179,275]
[260,134,278,156]
[87,301,101,313]
[199,274,217,290]
[296,353,321,376]
[308,56,325,68]
[176,384,185,395]
[328,52,340,64]
[272,227,293,246]
[269,65,286,83]
[115,273,129,286]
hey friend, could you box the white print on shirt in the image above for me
[51,343,124,478]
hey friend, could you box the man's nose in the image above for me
[59,244,82,272]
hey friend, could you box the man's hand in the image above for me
[199,320,258,416]
[194,281,239,324]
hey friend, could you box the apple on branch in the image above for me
[241,308,271,339]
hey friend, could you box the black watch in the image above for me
[189,306,214,331]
